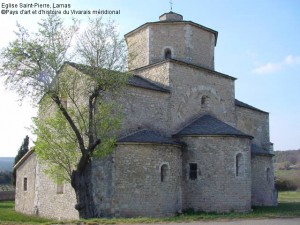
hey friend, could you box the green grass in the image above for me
[1,192,300,224]
[279,191,300,203]
[0,201,56,224]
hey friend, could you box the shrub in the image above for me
[275,179,298,191]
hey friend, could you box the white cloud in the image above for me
[253,62,282,74]
[284,55,300,65]
[253,55,300,74]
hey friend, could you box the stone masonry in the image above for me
[15,12,277,219]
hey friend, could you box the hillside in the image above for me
[274,149,300,191]
[0,157,14,172]
[275,149,300,169]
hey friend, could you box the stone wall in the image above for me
[251,154,277,206]
[149,23,215,70]
[169,62,236,131]
[126,27,149,70]
[113,144,182,217]
[235,106,270,148]
[15,152,37,215]
[92,155,115,217]
[134,62,170,88]
[118,85,171,136]
[181,136,252,212]
[35,162,78,220]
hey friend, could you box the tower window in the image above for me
[161,164,168,182]
[164,48,172,59]
[189,163,197,180]
[201,95,209,109]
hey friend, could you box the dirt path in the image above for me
[133,218,300,225]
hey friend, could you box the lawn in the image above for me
[0,201,56,224]
[1,191,300,224]
[278,191,300,203]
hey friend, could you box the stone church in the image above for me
[14,12,277,219]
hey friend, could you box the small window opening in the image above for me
[161,164,168,182]
[236,153,244,177]
[164,48,172,59]
[201,95,209,109]
[266,168,271,183]
[189,163,197,180]
[57,183,64,194]
[23,177,28,191]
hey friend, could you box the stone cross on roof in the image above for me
[169,0,173,11]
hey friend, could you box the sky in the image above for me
[0,0,299,157]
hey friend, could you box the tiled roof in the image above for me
[14,149,35,170]
[251,143,274,156]
[128,75,170,93]
[65,62,169,93]
[118,129,181,146]
[174,114,253,138]
[133,59,236,81]
[235,99,268,114]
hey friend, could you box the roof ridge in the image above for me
[132,59,236,81]
[235,99,268,114]
[174,114,253,139]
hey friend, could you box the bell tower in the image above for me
[125,12,218,71]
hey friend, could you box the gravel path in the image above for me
[134,218,300,225]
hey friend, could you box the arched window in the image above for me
[201,95,209,109]
[236,153,244,177]
[161,164,168,182]
[164,48,172,59]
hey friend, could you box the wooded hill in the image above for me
[274,149,300,191]
[275,149,300,169]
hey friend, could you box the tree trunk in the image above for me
[71,162,98,218]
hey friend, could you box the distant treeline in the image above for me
[0,171,12,185]
[275,149,300,165]
[0,157,14,172]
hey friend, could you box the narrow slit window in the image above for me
[161,164,168,182]
[23,177,28,191]
[266,168,270,183]
[236,153,244,177]
[189,163,197,180]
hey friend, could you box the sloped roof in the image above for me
[174,114,253,138]
[14,149,35,170]
[251,143,274,156]
[118,129,181,146]
[128,75,170,93]
[65,62,169,93]
[235,99,268,114]
[133,59,236,81]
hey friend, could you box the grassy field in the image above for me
[278,191,300,203]
[1,191,300,224]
